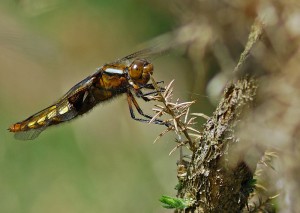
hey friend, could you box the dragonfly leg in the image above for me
[134,89,151,102]
[141,81,164,89]
[134,85,165,101]
[140,90,165,97]
[127,90,169,126]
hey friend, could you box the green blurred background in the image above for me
[0,0,210,212]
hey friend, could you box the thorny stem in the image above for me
[150,75,197,152]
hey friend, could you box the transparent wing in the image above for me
[57,75,97,102]
[14,125,47,140]
[116,43,170,65]
[116,25,197,64]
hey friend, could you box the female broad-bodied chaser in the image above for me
[9,48,168,140]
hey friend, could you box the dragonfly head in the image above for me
[128,59,153,85]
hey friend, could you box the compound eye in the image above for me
[129,60,144,79]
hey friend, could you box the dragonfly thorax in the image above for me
[128,59,153,86]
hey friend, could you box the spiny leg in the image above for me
[134,84,166,101]
[127,90,168,126]
[127,91,152,124]
[140,81,164,89]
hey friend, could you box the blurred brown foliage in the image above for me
[168,0,300,212]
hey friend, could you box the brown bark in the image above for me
[175,20,263,213]
[176,77,258,213]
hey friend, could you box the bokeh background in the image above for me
[0,1,212,212]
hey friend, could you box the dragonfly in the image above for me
[8,48,169,140]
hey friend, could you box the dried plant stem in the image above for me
[150,76,196,152]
